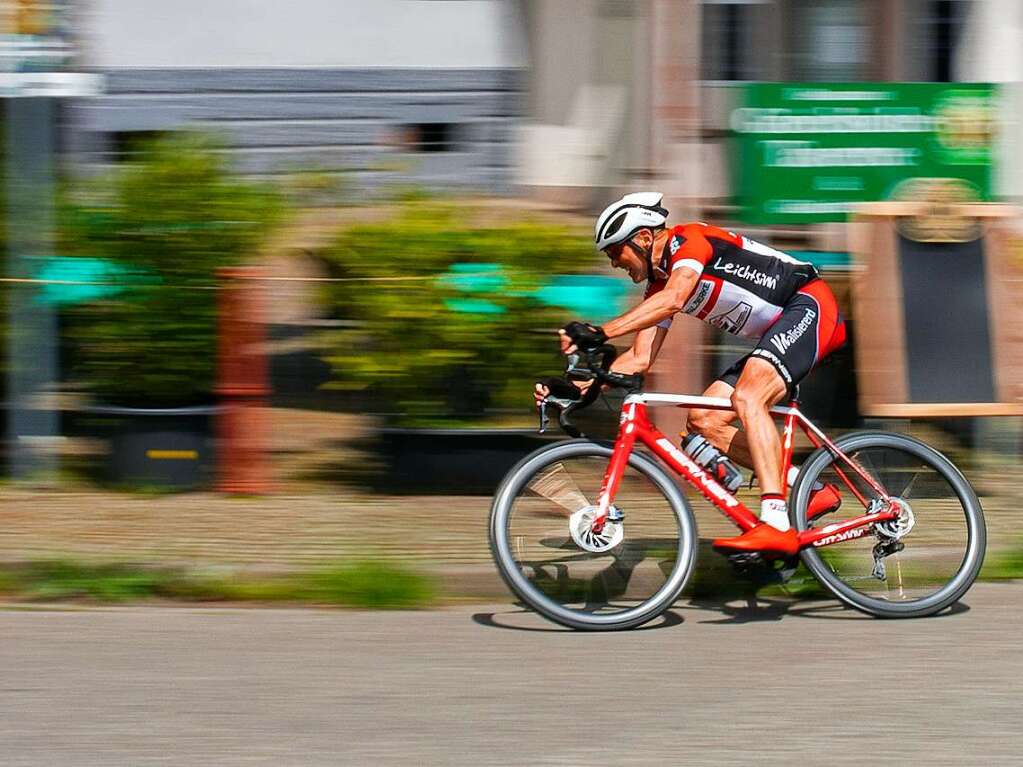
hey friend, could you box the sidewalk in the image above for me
[1,408,1020,591]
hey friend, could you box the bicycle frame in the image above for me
[594,392,900,550]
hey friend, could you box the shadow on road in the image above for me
[671,595,969,625]
[471,606,685,632]
[473,596,970,632]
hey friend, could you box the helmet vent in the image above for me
[605,211,628,238]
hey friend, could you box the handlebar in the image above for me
[539,344,644,437]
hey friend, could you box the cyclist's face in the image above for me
[604,238,647,283]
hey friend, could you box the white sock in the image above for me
[760,496,790,531]
[787,465,823,492]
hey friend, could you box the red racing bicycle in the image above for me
[489,346,986,630]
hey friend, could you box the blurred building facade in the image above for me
[520,0,1020,219]
[58,0,1022,215]
[67,0,528,191]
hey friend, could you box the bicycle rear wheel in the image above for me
[489,440,697,630]
[791,432,985,618]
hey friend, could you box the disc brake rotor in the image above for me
[568,505,624,553]
[874,497,915,540]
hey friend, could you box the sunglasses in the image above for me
[605,239,646,263]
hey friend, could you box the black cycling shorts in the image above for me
[717,279,845,392]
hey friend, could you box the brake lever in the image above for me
[564,352,592,381]
[538,395,582,435]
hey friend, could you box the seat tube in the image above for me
[596,402,641,519]
[781,404,798,490]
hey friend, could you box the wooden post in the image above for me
[646,0,707,439]
[215,267,272,493]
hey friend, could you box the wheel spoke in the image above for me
[529,462,592,513]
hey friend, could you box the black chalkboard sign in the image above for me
[897,234,995,403]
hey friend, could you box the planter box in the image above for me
[75,405,219,489]
[376,428,560,494]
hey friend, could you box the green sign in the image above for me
[32,257,155,306]
[734,83,997,224]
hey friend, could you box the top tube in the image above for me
[624,391,799,417]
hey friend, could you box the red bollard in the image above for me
[215,267,272,493]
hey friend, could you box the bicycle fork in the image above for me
[592,404,640,533]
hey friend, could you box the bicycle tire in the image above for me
[489,439,698,630]
[791,431,986,618]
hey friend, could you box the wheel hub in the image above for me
[569,505,624,553]
[874,497,915,540]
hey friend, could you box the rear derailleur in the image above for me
[870,537,905,582]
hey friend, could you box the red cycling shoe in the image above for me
[712,524,800,556]
[807,483,842,521]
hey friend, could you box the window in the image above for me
[701,1,761,81]
[403,123,457,153]
[789,0,869,81]
[110,131,170,162]
[929,0,967,81]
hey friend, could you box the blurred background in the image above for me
[1,0,1022,604]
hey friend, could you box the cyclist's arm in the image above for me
[602,266,699,340]
[611,325,669,375]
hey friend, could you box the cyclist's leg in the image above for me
[685,379,742,455]
[731,359,788,495]
[731,287,836,494]
[688,356,765,468]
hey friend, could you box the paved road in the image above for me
[2,584,1022,766]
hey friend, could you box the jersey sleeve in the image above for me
[661,224,713,277]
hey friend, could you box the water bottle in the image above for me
[681,433,744,493]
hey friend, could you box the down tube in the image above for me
[639,422,760,532]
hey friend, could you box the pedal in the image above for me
[726,553,798,585]
[726,552,764,577]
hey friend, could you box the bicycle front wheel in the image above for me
[489,440,698,630]
[792,432,986,618]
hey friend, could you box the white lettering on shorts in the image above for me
[751,348,793,383]
[769,308,817,355]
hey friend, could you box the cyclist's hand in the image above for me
[559,321,607,354]
[534,377,592,407]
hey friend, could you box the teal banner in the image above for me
[734,83,997,224]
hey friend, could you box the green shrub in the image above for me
[61,133,283,407]
[0,558,438,608]
[302,560,438,608]
[318,199,596,425]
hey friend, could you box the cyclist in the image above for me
[537,192,846,555]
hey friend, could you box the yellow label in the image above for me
[146,450,198,460]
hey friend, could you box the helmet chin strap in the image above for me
[626,230,655,280]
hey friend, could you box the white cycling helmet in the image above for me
[594,192,668,251]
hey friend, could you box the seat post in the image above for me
[788,384,802,406]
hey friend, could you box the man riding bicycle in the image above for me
[537,192,846,555]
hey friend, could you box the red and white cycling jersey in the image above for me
[645,223,820,340]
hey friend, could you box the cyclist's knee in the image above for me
[730,386,769,421]
[687,408,729,437]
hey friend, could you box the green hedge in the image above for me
[62,134,283,407]
[318,200,597,426]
